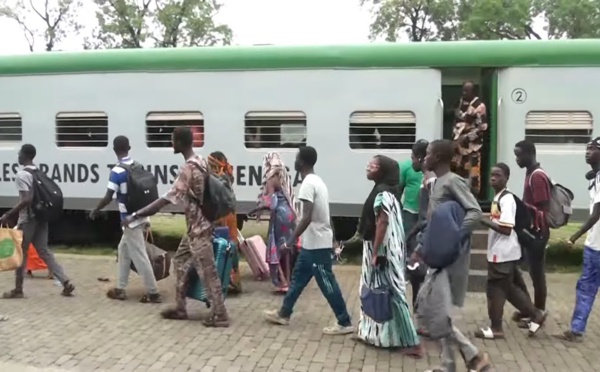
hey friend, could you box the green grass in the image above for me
[53,246,115,256]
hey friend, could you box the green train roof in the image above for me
[2,39,600,76]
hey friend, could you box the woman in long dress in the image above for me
[250,152,299,293]
[355,155,423,357]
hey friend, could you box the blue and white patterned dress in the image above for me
[357,191,420,348]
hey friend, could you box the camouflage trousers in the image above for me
[173,232,228,319]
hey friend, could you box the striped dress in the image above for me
[357,191,420,348]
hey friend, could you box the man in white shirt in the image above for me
[477,162,546,340]
[264,146,353,335]
[559,137,600,342]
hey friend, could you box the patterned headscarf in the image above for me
[258,152,298,215]
[208,151,234,184]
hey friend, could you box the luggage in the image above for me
[187,237,235,307]
[214,226,230,240]
[130,231,171,281]
[0,226,23,271]
[237,229,269,281]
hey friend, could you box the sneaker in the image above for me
[263,309,290,325]
[139,293,162,304]
[61,281,75,297]
[466,352,491,372]
[322,323,355,335]
[2,289,24,299]
[106,288,126,301]
[554,330,583,343]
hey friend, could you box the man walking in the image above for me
[122,127,229,327]
[263,146,354,335]
[0,144,75,298]
[90,135,161,303]
[419,139,490,372]
[513,140,550,325]
[556,137,600,342]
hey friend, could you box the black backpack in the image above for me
[497,190,532,232]
[119,162,158,213]
[191,162,236,222]
[24,168,63,222]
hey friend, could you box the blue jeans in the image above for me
[279,248,352,327]
[571,246,600,334]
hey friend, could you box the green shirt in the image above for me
[398,159,423,213]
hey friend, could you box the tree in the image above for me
[536,0,600,39]
[360,0,459,42]
[0,0,82,52]
[86,0,232,49]
[457,0,542,40]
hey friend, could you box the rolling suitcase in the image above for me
[237,229,269,281]
[187,237,234,307]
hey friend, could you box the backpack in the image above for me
[24,168,63,222]
[119,162,159,213]
[421,200,465,269]
[497,190,532,232]
[529,169,574,229]
[191,162,236,222]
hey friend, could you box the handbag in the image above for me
[360,268,393,323]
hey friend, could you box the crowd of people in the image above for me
[0,101,598,371]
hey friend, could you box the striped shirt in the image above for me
[107,157,149,229]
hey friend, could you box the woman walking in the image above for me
[208,151,242,294]
[356,155,423,357]
[251,152,298,293]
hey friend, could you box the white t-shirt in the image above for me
[297,173,333,249]
[585,174,600,250]
[487,190,522,263]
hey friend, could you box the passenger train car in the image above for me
[0,39,598,243]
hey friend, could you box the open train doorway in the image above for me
[441,68,497,211]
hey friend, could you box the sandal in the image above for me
[511,311,526,322]
[401,344,425,359]
[2,289,24,299]
[202,314,230,328]
[139,293,162,304]
[466,352,491,372]
[160,307,188,320]
[474,327,505,340]
[528,311,547,336]
[554,330,583,343]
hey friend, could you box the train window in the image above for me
[244,111,306,149]
[0,113,22,144]
[349,111,416,150]
[146,112,204,148]
[56,112,108,147]
[525,111,593,145]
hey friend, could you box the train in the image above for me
[0,39,597,244]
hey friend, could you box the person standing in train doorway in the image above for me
[122,127,229,327]
[416,140,490,372]
[555,138,600,342]
[0,144,75,298]
[512,140,550,327]
[263,146,354,335]
[90,135,161,304]
[452,81,487,197]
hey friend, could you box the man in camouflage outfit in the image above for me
[122,126,229,327]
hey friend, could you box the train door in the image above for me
[441,68,497,208]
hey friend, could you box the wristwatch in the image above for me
[131,212,138,219]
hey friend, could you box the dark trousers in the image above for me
[402,209,425,307]
[487,261,539,330]
[280,248,351,327]
[515,235,548,311]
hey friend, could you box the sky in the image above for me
[0,0,548,54]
